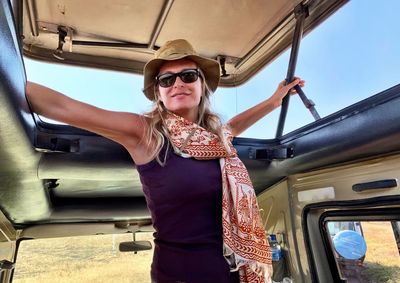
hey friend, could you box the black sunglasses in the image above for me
[156,69,200,88]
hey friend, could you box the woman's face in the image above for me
[156,59,203,122]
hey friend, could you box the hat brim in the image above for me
[143,54,220,101]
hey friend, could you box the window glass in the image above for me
[13,232,154,283]
[213,0,400,138]
[25,59,152,124]
[326,221,400,282]
[24,0,400,137]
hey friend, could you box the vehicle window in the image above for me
[13,232,154,283]
[325,221,400,282]
[213,0,400,138]
[25,0,400,138]
[25,60,152,124]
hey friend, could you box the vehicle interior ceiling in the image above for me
[2,0,400,244]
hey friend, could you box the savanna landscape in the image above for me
[12,222,400,283]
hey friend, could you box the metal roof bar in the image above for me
[148,0,175,50]
[275,3,321,138]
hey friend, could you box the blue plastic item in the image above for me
[269,234,282,261]
[333,230,367,260]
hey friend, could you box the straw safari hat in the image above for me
[143,39,220,100]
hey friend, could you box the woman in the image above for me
[26,39,304,283]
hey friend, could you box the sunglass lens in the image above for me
[158,74,176,87]
[157,69,199,88]
[180,70,199,84]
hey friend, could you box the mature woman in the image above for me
[26,39,303,283]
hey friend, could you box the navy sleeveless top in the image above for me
[136,143,239,283]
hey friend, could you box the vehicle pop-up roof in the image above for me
[20,0,346,87]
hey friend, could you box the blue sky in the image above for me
[25,0,400,138]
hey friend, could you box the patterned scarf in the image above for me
[165,113,272,283]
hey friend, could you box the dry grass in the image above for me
[13,232,154,283]
[360,222,400,283]
[13,222,400,283]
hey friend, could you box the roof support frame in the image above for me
[276,3,321,138]
[148,0,175,50]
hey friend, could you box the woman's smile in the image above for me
[171,92,190,98]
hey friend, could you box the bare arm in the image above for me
[26,81,148,149]
[226,78,304,137]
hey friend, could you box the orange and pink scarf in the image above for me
[165,113,272,283]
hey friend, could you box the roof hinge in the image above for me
[0,260,15,271]
[248,146,294,161]
[35,136,80,153]
[294,3,309,19]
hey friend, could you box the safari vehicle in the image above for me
[1,0,399,282]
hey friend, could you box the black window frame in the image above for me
[302,196,400,282]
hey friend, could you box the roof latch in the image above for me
[294,3,309,19]
[53,26,68,60]
[0,260,15,271]
[35,136,80,153]
[248,146,294,161]
[218,56,229,77]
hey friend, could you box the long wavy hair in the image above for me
[144,68,231,166]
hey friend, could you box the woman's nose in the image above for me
[173,76,185,87]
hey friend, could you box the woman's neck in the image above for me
[171,109,199,123]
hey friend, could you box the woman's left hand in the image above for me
[270,77,305,108]
[227,76,305,136]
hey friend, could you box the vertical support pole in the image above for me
[275,4,308,138]
[133,232,138,254]
[392,221,400,256]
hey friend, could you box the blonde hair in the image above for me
[144,68,231,166]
